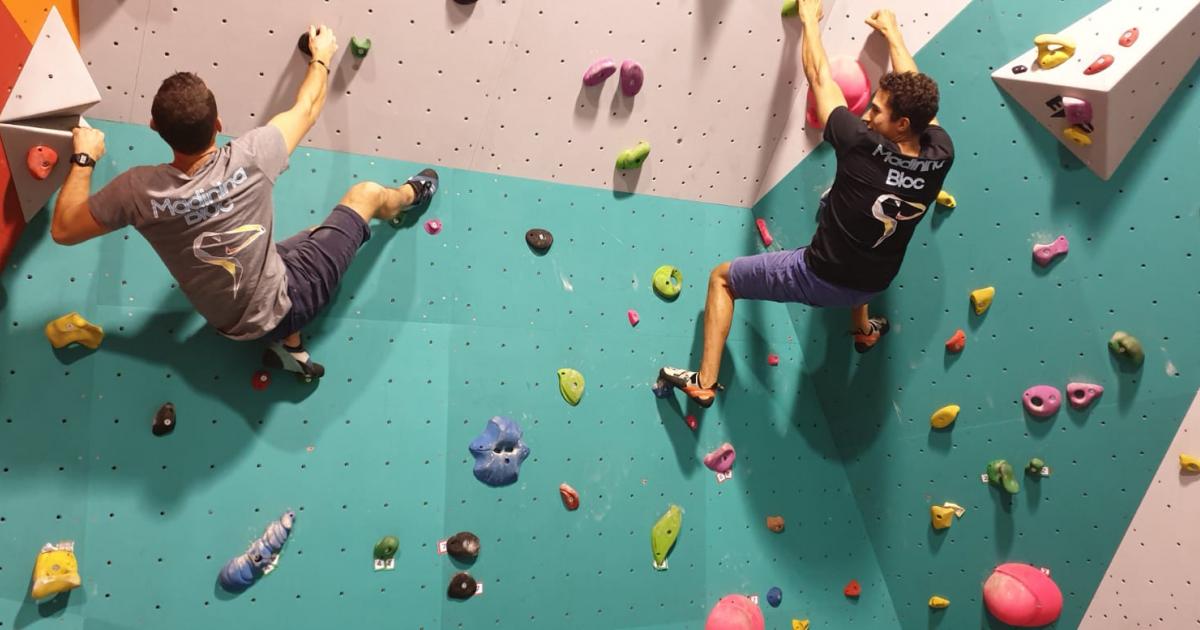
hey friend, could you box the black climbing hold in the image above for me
[1012,64,1028,74]
[447,572,477,600]
[297,32,312,57]
[153,402,175,436]
[453,0,478,4]
[525,228,553,253]
[446,531,480,561]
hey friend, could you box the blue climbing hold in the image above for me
[767,586,783,607]
[468,416,531,487]
[218,511,295,593]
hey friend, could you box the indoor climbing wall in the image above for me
[753,0,1200,627]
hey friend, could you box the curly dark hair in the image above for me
[878,71,940,133]
[151,72,218,154]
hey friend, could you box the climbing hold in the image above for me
[986,459,1020,495]
[620,60,644,96]
[152,402,176,437]
[297,31,312,57]
[780,0,798,17]
[844,579,861,598]
[650,504,682,570]
[684,415,698,431]
[447,571,478,600]
[251,370,271,391]
[27,145,57,180]
[616,140,652,170]
[424,219,442,235]
[1084,54,1114,75]
[30,541,81,600]
[930,404,960,429]
[929,595,951,609]
[766,515,785,533]
[703,443,736,474]
[652,265,682,299]
[1108,331,1144,367]
[1026,458,1046,476]
[559,483,580,511]
[1120,28,1139,47]
[766,587,783,608]
[44,312,104,349]
[792,621,809,630]
[1023,385,1062,418]
[1033,235,1069,266]
[467,416,531,487]
[349,36,371,58]
[446,531,481,561]
[1061,97,1092,126]
[705,594,764,630]
[525,228,553,252]
[767,353,779,366]
[970,287,995,315]
[1012,64,1028,74]
[936,189,957,208]
[945,329,966,353]
[806,58,871,128]
[983,563,1063,627]
[755,218,774,247]
[1066,382,1103,409]
[1180,454,1200,473]
[1063,125,1093,146]
[930,505,955,530]
[374,535,399,561]
[218,511,295,593]
[582,57,617,86]
[627,309,640,326]
[1033,34,1077,69]
[557,368,585,406]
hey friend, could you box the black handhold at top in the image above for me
[525,228,553,252]
[446,531,480,561]
[298,32,312,57]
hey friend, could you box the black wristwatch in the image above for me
[70,153,96,168]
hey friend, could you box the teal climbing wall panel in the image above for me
[753,1,1200,628]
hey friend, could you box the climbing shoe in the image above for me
[388,168,439,227]
[653,366,721,408]
[853,317,890,354]
[263,341,326,383]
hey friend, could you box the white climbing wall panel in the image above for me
[1079,388,1200,628]
[79,0,969,208]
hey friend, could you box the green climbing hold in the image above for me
[653,265,682,299]
[986,459,1020,495]
[781,0,798,16]
[1026,458,1046,476]
[374,535,399,560]
[558,368,585,406]
[350,36,372,58]
[650,504,682,570]
[616,141,651,170]
[1108,331,1144,367]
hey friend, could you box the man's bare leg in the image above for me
[338,180,417,224]
[698,262,736,389]
[851,303,870,334]
[851,302,890,353]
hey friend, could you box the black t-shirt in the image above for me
[805,106,955,292]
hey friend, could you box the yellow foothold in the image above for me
[936,189,956,208]
[44,312,104,349]
[1033,34,1077,69]
[930,404,960,429]
[31,541,81,600]
[792,620,810,630]
[970,287,995,315]
[1063,125,1093,146]
[931,505,955,530]
[1180,454,1200,473]
[929,595,950,609]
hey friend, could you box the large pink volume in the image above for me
[983,563,1063,627]
[705,594,764,630]
[806,57,871,129]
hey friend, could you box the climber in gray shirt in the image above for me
[50,25,439,381]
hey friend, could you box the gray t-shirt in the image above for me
[89,126,292,340]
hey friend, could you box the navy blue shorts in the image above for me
[263,205,370,341]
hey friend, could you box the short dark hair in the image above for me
[151,72,218,154]
[878,71,939,134]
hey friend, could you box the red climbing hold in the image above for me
[844,579,861,598]
[945,329,965,353]
[559,483,580,511]
[684,415,698,431]
[755,218,774,247]
[27,145,57,180]
[251,370,271,391]
[1084,54,1114,75]
[767,353,779,366]
[1119,28,1139,47]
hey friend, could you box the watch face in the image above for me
[72,154,93,167]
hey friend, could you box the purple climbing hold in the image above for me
[1023,385,1062,418]
[620,60,644,96]
[1067,382,1104,409]
[1062,97,1092,126]
[583,57,617,86]
[468,416,531,487]
[1033,235,1069,267]
[703,443,736,474]
[1012,65,1028,74]
[767,586,783,608]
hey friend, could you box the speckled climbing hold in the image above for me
[424,219,442,235]
[349,36,371,58]
[627,309,640,326]
[936,189,957,208]
[525,228,553,252]
[767,353,779,366]
[945,329,966,353]
[27,145,57,180]
[706,594,765,630]
[620,60,644,96]
[447,571,478,600]
[703,443,736,474]
[251,370,271,391]
[1062,97,1092,126]
[684,415,698,431]
[931,404,960,429]
[1120,28,1139,47]
[1180,454,1200,473]
[755,218,774,247]
[45,312,104,349]
[987,459,1020,495]
[970,287,995,315]
[1034,34,1077,69]
[983,563,1063,627]
[1108,331,1144,367]
[557,368,585,406]
[650,504,682,570]
[1063,125,1092,146]
[152,402,176,437]
[582,57,617,86]
[374,535,399,561]
[218,511,295,593]
[653,265,682,298]
[1066,382,1103,409]
[468,416,531,487]
[780,0,798,17]
[559,483,580,511]
[844,579,862,598]
[446,531,481,561]
[1033,235,1069,266]
[930,505,955,530]
[792,620,809,630]
[1084,54,1114,75]
[30,541,80,600]
[766,515,785,532]
[929,595,950,609]
[766,587,783,608]
[1026,458,1047,476]
[1023,385,1062,418]
[616,140,652,170]
[1012,64,1028,74]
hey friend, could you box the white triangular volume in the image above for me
[992,0,1200,180]
[0,6,101,123]
[0,116,86,221]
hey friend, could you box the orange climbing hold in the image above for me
[844,579,861,598]
[945,329,965,353]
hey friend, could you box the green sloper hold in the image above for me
[350,36,372,58]
[374,535,399,560]
[986,459,1020,495]
[558,368,585,406]
[1108,331,1144,367]
[616,141,651,170]
[781,0,798,16]
[650,505,682,570]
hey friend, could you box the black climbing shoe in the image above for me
[262,341,325,383]
[653,366,721,409]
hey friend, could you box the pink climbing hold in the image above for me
[424,219,442,235]
[582,57,617,86]
[1084,54,1114,75]
[1066,382,1104,409]
[1120,28,1139,47]
[684,415,698,431]
[767,353,779,366]
[619,60,644,96]
[1023,385,1062,418]
[705,594,764,630]
[806,57,871,129]
[627,309,640,327]
[703,443,736,474]
[983,563,1063,627]
[1032,235,1069,266]
[755,218,773,247]
[1061,97,1092,126]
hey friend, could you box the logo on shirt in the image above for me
[150,167,249,226]
[870,194,927,248]
[192,224,266,298]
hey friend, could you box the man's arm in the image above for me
[51,127,112,246]
[268,25,338,155]
[866,9,939,126]
[798,0,848,128]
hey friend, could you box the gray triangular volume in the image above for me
[0,116,87,221]
[0,6,101,123]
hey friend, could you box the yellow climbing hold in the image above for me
[557,368,585,406]
[936,189,957,208]
[792,620,810,630]
[44,312,104,349]
[970,286,995,315]
[930,505,955,530]
[931,404,960,429]
[929,595,950,609]
[1181,454,1200,473]
[1063,125,1092,146]
[1033,34,1077,69]
[30,541,81,600]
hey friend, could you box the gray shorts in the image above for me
[728,247,878,307]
